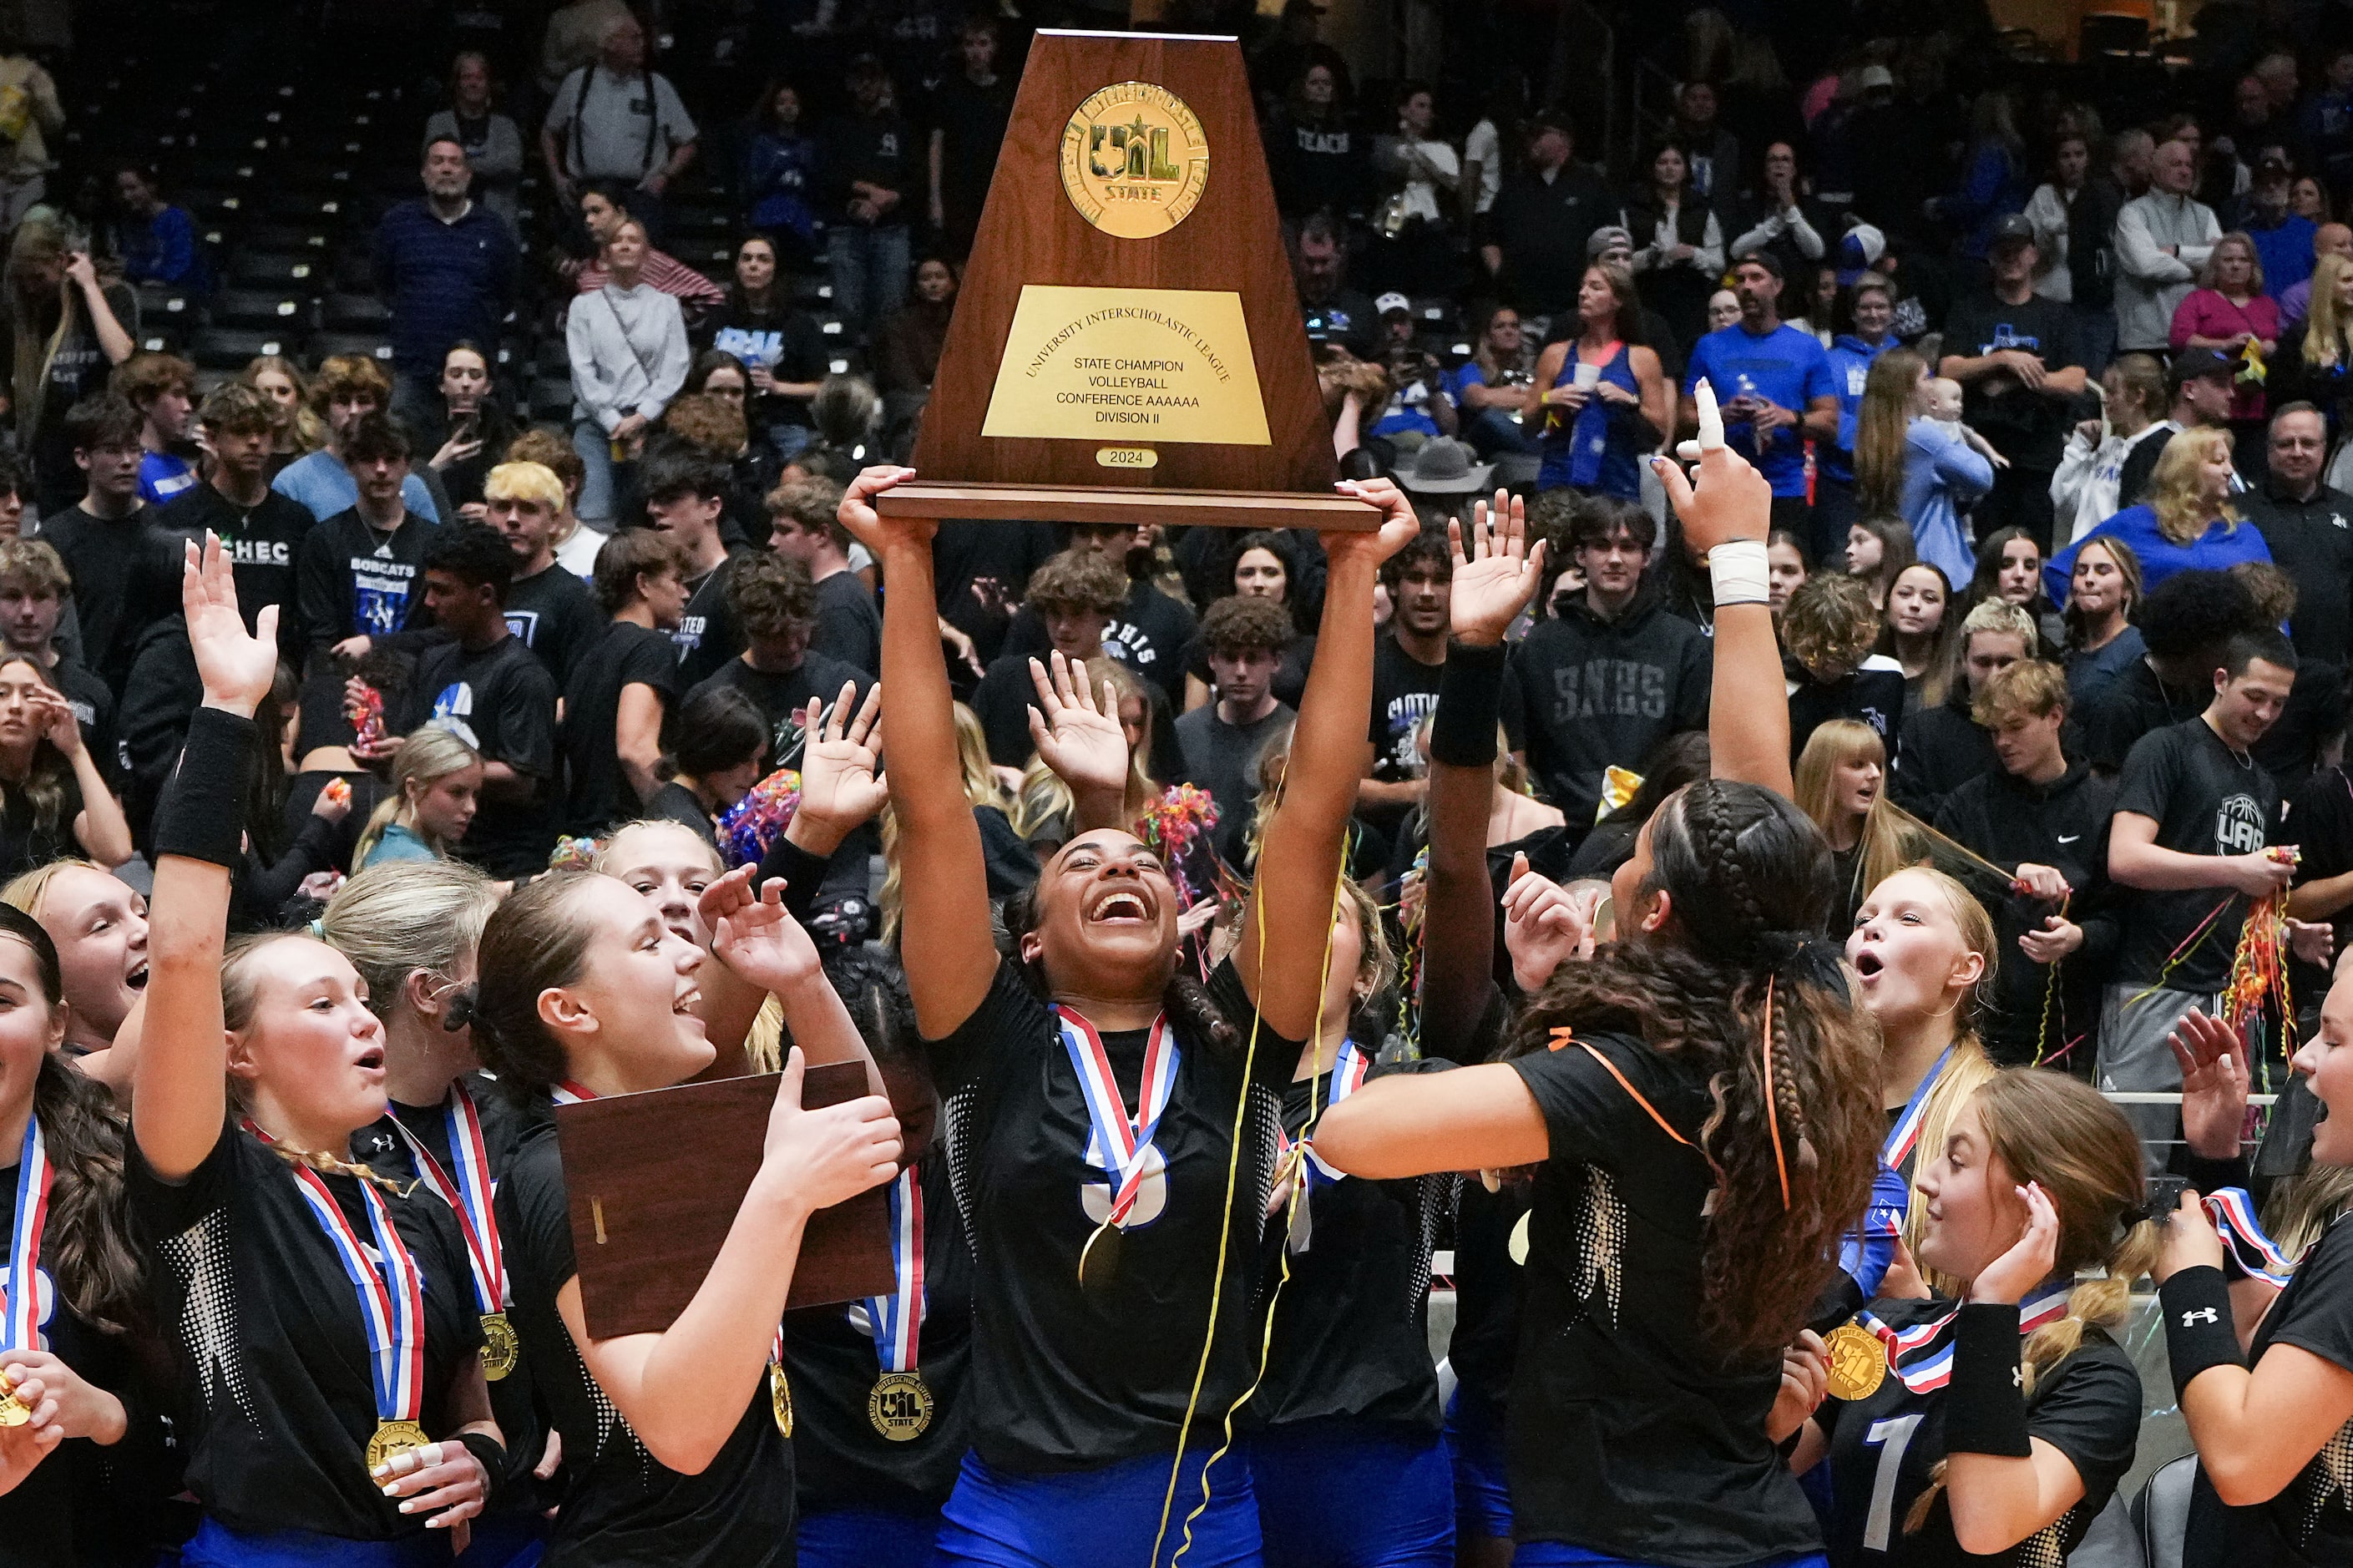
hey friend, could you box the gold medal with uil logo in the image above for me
[1059,82,1210,240]
[1822,1321,1887,1402]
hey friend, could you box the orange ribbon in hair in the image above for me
[1761,976,1791,1211]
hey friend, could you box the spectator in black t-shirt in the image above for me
[2079,566,2264,773]
[2102,627,2329,1150]
[767,474,878,678]
[36,394,154,698]
[999,522,1197,709]
[484,459,601,691]
[1363,529,1526,837]
[1293,214,1380,359]
[4,218,136,515]
[698,235,827,461]
[2240,403,2353,667]
[1938,214,2090,551]
[0,650,132,876]
[564,527,688,837]
[368,523,558,878]
[2115,349,2237,511]
[1268,59,1373,222]
[151,382,314,671]
[823,53,918,344]
[1783,570,1909,763]
[1482,109,1617,322]
[969,548,1126,769]
[645,684,770,849]
[684,551,871,771]
[0,539,114,775]
[645,445,750,688]
[1893,598,2035,822]
[1176,595,1296,867]
[925,17,1015,257]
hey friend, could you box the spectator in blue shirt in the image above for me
[108,164,205,289]
[271,354,443,525]
[2045,423,2272,602]
[109,349,196,507]
[372,135,519,434]
[1819,271,1899,560]
[741,78,822,272]
[2244,157,2316,300]
[1680,250,1839,539]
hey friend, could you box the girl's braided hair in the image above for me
[1505,779,1884,1358]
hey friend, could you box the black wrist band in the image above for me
[2178,1149,2251,1196]
[1431,640,1508,769]
[2160,1266,2243,1391]
[150,707,257,868]
[759,832,832,928]
[1944,1302,2035,1457]
[453,1429,506,1507]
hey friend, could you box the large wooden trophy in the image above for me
[876,28,1379,531]
[559,1063,896,1338]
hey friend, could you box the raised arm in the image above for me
[134,537,281,1180]
[1419,491,1545,1061]
[1237,478,1420,1039]
[840,468,999,1036]
[1657,379,1789,796]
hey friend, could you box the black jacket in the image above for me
[1508,589,1712,825]
[1933,761,2121,1065]
[1892,684,1999,822]
[1788,654,1907,766]
[2243,478,2353,665]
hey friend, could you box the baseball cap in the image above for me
[1374,291,1413,318]
[1836,222,1887,286]
[1989,213,2037,249]
[1858,64,1895,92]
[2170,346,2235,386]
[1587,225,1634,259]
[1733,249,1784,281]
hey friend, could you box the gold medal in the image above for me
[1822,1322,1888,1403]
[1077,1220,1123,1297]
[479,1312,519,1382]
[366,1418,431,1473]
[0,1372,27,1429]
[868,1369,934,1442]
[769,1362,793,1439]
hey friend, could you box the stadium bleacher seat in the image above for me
[190,326,301,369]
[209,290,311,331]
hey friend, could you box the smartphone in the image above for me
[2145,1176,2189,1220]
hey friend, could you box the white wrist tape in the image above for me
[1708,539,1771,606]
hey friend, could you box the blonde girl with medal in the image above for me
[132,537,503,1567]
[1845,867,2001,1287]
[469,856,899,1568]
[0,900,170,1563]
[1777,1070,2151,1567]
[321,858,559,1566]
[836,463,1424,1568]
[1316,384,1887,1568]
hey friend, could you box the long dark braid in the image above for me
[1505,780,1883,1360]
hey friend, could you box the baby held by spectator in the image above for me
[1920,376,2011,469]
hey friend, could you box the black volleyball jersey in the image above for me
[360,1079,544,1510]
[125,1127,484,1540]
[2187,1211,2353,1566]
[497,1108,796,1568]
[782,1149,973,1515]
[928,958,1292,1474]
[1446,1176,1531,1404]
[1819,1297,2141,1568]
[1250,1053,1452,1432]
[1506,1029,1824,1565]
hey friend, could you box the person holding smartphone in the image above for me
[425,342,514,518]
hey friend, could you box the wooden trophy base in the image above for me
[875,480,1378,531]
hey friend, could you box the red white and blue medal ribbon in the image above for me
[1055,1006,1178,1227]
[1856,1279,2073,1393]
[2205,1186,2295,1288]
[858,1167,925,1373]
[550,1080,596,1106]
[1880,1044,1955,1175]
[387,1085,507,1315]
[1,1115,51,1355]
[253,1123,427,1429]
[1275,1039,1369,1187]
